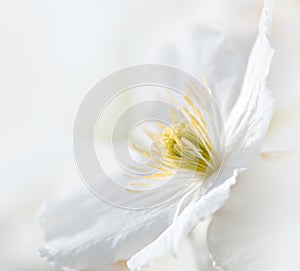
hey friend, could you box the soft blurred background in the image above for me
[0,0,299,270]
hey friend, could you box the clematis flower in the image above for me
[38,0,275,270]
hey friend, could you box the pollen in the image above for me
[160,121,211,173]
[129,90,215,183]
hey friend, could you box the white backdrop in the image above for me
[0,0,299,270]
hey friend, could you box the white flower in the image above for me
[38,0,275,270]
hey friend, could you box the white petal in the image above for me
[150,26,252,121]
[38,186,176,270]
[207,156,300,271]
[87,237,199,271]
[190,219,217,271]
[143,238,200,271]
[225,0,275,168]
[127,168,237,271]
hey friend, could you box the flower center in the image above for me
[160,121,211,173]
[128,92,216,182]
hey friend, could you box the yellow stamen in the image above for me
[128,87,215,184]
